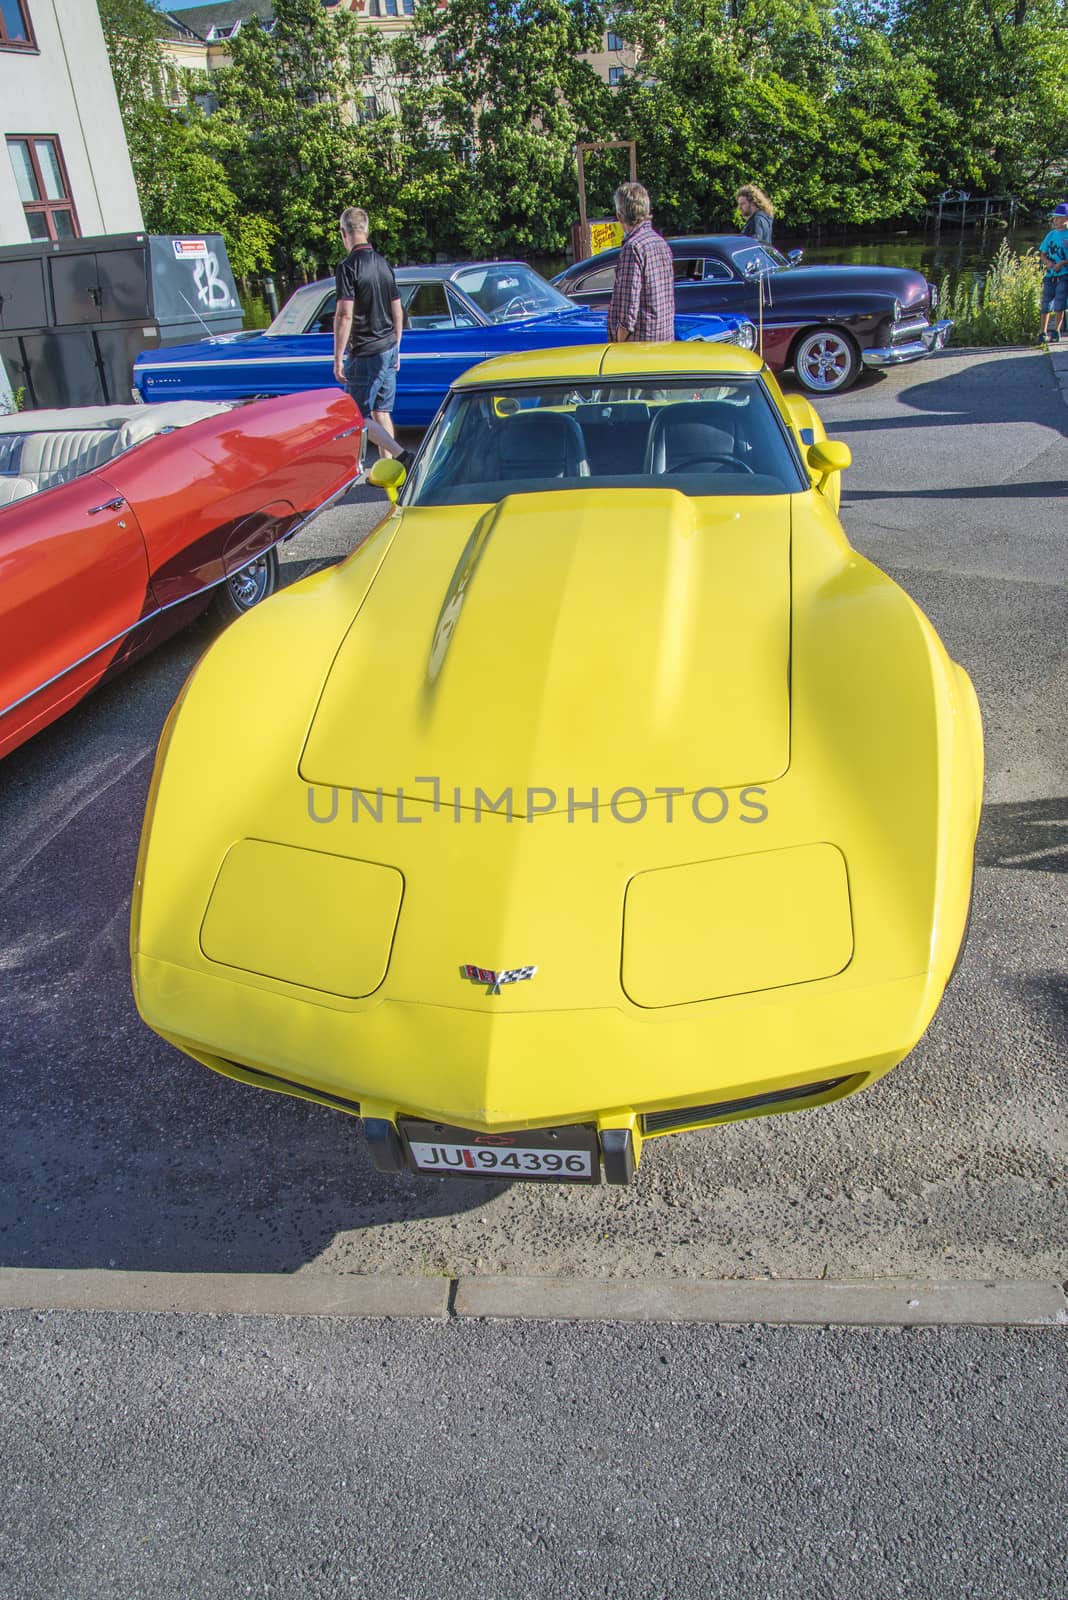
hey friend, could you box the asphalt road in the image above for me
[0,350,1064,1283]
[2,1313,1065,1600]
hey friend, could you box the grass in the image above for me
[939,241,1047,346]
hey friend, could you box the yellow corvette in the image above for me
[131,344,982,1185]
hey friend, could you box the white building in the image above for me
[0,0,143,247]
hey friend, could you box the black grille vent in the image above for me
[642,1076,853,1135]
[223,1058,361,1115]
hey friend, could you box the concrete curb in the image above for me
[454,1276,1068,1327]
[1,1268,1065,1327]
[0,1268,450,1320]
[1047,345,1068,406]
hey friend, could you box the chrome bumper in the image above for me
[861,320,953,368]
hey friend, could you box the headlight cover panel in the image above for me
[622,843,854,1008]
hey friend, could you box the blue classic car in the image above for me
[132,261,756,426]
[554,237,953,395]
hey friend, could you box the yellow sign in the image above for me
[590,219,624,254]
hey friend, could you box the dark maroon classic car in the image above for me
[553,236,952,395]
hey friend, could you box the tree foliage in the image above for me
[894,0,1068,197]
[97,0,275,275]
[386,0,611,255]
[99,0,1068,272]
[97,0,173,114]
[204,0,373,273]
[606,0,937,231]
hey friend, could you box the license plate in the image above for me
[398,1118,600,1183]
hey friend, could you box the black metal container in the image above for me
[0,232,244,410]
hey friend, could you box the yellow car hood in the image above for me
[300,487,791,804]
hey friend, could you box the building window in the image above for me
[0,0,36,49]
[606,30,623,50]
[384,0,398,13]
[6,136,79,241]
[362,94,379,121]
[608,66,624,86]
[366,0,380,11]
[403,0,415,12]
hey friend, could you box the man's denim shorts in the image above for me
[344,344,398,415]
[1041,273,1068,313]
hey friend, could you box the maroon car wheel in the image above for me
[792,327,860,395]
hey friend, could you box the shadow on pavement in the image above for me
[843,479,1068,501]
[976,797,1068,873]
[829,351,1068,437]
[0,626,505,1277]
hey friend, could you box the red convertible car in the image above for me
[0,390,364,760]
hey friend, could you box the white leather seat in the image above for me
[0,400,231,438]
[15,429,124,491]
[0,476,36,507]
[0,400,234,492]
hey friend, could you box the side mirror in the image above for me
[787,249,804,266]
[367,455,408,503]
[806,439,852,492]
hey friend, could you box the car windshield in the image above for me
[266,283,333,336]
[403,378,806,507]
[451,264,574,323]
[730,244,790,277]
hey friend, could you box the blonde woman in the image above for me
[736,185,775,244]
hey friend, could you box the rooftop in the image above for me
[159,1,276,43]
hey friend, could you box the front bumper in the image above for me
[861,319,953,368]
[136,946,935,1184]
[723,319,759,350]
[686,319,759,350]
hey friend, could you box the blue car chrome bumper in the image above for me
[684,319,758,350]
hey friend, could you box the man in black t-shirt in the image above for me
[332,207,409,466]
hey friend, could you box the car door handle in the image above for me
[333,425,362,439]
[88,496,126,514]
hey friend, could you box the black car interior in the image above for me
[409,385,806,505]
[644,402,756,475]
[491,410,590,481]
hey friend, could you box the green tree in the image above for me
[96,0,275,275]
[816,25,936,223]
[204,0,373,275]
[385,0,612,256]
[894,0,1068,197]
[97,0,173,113]
[609,0,935,229]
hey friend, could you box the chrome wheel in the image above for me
[793,328,860,394]
[212,546,279,624]
[227,555,271,611]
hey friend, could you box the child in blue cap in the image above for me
[1038,203,1068,343]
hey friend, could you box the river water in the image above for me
[772,223,1047,279]
[240,224,1049,326]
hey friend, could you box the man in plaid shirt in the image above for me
[607,182,675,342]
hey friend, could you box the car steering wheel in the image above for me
[666,453,756,474]
[500,296,538,318]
